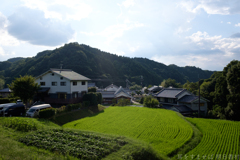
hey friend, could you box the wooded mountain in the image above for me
[0,42,214,87]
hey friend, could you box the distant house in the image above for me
[99,84,132,104]
[148,85,163,94]
[0,88,12,98]
[154,88,208,115]
[35,68,90,105]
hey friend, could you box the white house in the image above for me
[35,68,90,105]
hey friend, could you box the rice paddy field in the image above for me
[63,107,194,155]
[185,118,240,160]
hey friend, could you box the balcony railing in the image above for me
[44,97,82,105]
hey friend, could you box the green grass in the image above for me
[185,118,240,159]
[63,107,194,155]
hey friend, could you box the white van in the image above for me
[26,104,52,118]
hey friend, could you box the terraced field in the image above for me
[63,107,193,155]
[186,118,240,160]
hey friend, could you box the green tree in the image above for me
[225,61,240,120]
[0,78,5,90]
[8,75,39,104]
[143,95,159,108]
[160,78,182,88]
[129,84,142,90]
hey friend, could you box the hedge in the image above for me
[39,108,56,119]
[82,92,102,106]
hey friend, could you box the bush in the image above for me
[39,108,56,119]
[67,103,82,111]
[88,87,97,92]
[116,98,131,106]
[82,92,102,106]
[83,101,90,107]
[0,98,18,104]
[143,96,159,108]
[56,105,66,114]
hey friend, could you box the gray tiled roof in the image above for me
[155,88,186,98]
[51,69,90,81]
[178,95,198,103]
[0,88,11,93]
[173,105,193,113]
[100,91,115,98]
[105,84,119,90]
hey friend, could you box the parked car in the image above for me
[26,104,52,118]
[0,103,15,115]
[2,103,26,117]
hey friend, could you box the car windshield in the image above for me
[27,108,36,113]
[2,106,10,111]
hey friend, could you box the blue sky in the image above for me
[0,0,240,71]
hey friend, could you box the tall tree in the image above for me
[8,75,39,104]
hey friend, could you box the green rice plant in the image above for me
[185,118,240,160]
[63,107,193,155]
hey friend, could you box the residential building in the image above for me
[154,88,208,115]
[99,84,132,104]
[0,88,12,98]
[35,68,90,105]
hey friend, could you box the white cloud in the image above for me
[227,22,231,24]
[187,31,240,57]
[99,21,144,43]
[21,0,92,21]
[151,53,227,70]
[235,23,240,27]
[175,27,192,35]
[122,0,135,8]
[0,47,16,56]
[180,0,240,15]
[7,7,74,46]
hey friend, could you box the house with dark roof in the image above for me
[148,85,163,94]
[0,88,12,98]
[99,85,132,104]
[155,88,208,115]
[35,68,91,105]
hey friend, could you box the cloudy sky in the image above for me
[1,0,240,71]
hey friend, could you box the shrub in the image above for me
[67,103,82,111]
[56,105,66,114]
[116,98,131,106]
[143,96,159,108]
[83,101,90,107]
[82,92,102,106]
[88,87,97,92]
[39,108,56,119]
[0,98,18,104]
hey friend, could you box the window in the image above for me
[73,81,77,86]
[82,81,86,85]
[60,77,63,80]
[160,98,164,102]
[40,82,45,86]
[60,82,66,86]
[52,73,54,76]
[168,98,173,103]
[52,82,57,86]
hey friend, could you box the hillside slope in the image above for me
[0,42,214,87]
[63,107,193,155]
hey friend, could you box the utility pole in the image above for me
[198,75,200,118]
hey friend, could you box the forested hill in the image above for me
[0,42,214,87]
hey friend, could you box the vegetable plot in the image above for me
[63,107,193,155]
[186,118,240,159]
[19,129,127,160]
